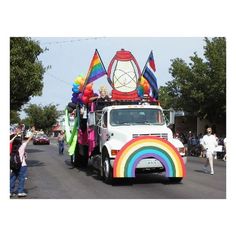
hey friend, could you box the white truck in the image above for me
[72,100,187,184]
[69,49,187,184]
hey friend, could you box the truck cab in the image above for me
[88,101,187,183]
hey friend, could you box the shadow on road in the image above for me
[27,160,45,167]
[26,148,45,153]
[194,169,209,174]
[63,158,183,186]
[64,159,103,181]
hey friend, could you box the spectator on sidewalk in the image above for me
[199,133,206,158]
[10,131,21,154]
[58,130,65,155]
[10,127,36,197]
[223,137,227,161]
[202,127,218,175]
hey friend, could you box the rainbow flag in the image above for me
[84,49,107,86]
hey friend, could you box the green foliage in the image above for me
[10,37,47,111]
[159,37,226,123]
[10,110,21,124]
[24,104,60,133]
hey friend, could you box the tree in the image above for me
[10,110,21,124]
[24,104,60,134]
[159,37,226,123]
[10,37,47,111]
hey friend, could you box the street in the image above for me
[11,140,226,199]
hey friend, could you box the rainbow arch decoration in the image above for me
[113,136,186,178]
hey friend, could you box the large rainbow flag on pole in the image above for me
[83,49,107,88]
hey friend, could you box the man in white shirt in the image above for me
[223,137,227,161]
[202,127,218,175]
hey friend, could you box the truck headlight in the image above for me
[111,150,120,156]
[178,147,186,155]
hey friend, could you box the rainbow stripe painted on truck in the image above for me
[113,136,186,178]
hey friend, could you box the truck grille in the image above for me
[132,133,168,140]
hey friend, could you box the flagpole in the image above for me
[82,49,107,95]
[141,50,152,76]
[96,49,107,75]
[85,49,97,82]
[82,49,97,94]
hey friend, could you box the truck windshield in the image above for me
[110,108,165,126]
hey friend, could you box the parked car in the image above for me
[33,134,50,145]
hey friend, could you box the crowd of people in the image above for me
[175,127,227,175]
[174,130,226,160]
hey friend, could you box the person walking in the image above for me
[58,130,65,155]
[199,133,206,158]
[10,127,36,197]
[223,137,227,161]
[202,127,218,175]
[10,130,21,154]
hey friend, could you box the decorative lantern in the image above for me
[107,49,141,93]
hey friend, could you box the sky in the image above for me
[23,37,206,117]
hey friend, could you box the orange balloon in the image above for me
[86,83,93,90]
[79,85,84,92]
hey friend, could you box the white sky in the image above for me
[24,37,205,116]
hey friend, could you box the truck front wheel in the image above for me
[102,151,113,184]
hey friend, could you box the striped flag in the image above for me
[142,51,158,99]
[84,49,107,86]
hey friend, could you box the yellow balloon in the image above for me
[140,76,145,85]
[74,75,84,85]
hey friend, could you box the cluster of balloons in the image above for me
[80,83,94,104]
[137,76,150,97]
[71,75,95,105]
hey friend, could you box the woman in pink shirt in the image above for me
[10,127,35,197]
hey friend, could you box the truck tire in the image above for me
[78,154,88,168]
[78,145,88,168]
[102,150,113,184]
[168,177,183,184]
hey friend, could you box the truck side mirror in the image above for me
[163,109,175,125]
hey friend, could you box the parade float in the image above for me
[65,49,187,184]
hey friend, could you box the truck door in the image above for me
[99,111,109,151]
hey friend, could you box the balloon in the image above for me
[137,86,144,97]
[86,83,93,90]
[73,85,80,92]
[139,86,144,93]
[84,89,90,97]
[71,97,78,104]
[144,85,150,94]
[82,96,89,104]
[75,76,83,85]
[79,85,84,92]
[72,87,79,93]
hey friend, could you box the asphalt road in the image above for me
[11,140,226,199]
